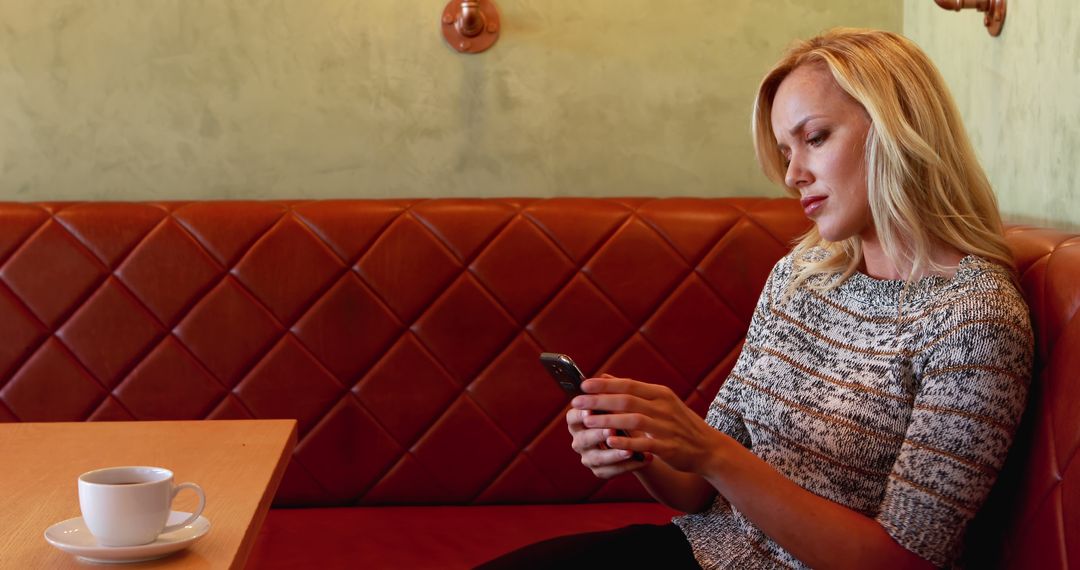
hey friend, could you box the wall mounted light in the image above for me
[934,0,1006,37]
[441,0,500,54]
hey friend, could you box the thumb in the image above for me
[600,373,616,379]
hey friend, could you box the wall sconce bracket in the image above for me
[442,0,500,54]
[982,0,1006,36]
[934,0,1006,37]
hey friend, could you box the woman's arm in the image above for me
[632,458,716,514]
[692,429,933,569]
[577,378,935,570]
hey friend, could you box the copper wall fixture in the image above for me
[442,0,500,54]
[934,0,1006,37]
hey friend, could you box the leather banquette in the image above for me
[0,198,1075,568]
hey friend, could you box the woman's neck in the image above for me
[859,235,966,281]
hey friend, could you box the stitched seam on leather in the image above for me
[520,200,631,266]
[686,215,766,323]
[0,396,19,421]
[55,204,170,270]
[743,213,800,253]
[51,211,177,408]
[353,331,455,450]
[0,280,49,392]
[168,212,287,389]
[36,219,135,417]
[412,201,520,267]
[498,213,587,326]
[171,204,288,268]
[141,215,229,329]
[0,204,49,267]
[610,210,696,328]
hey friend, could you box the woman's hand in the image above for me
[571,375,726,476]
[566,407,651,479]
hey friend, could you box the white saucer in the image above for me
[44,510,210,564]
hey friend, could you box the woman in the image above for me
[480,28,1032,569]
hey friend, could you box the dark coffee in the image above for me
[109,481,146,485]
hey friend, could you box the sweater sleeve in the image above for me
[875,290,1033,566]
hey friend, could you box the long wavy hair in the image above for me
[752,28,1012,291]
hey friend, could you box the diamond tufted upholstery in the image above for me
[0,198,1076,569]
[0,198,806,505]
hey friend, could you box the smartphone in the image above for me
[539,352,644,461]
[540,352,588,396]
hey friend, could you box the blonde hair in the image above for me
[752,28,1013,291]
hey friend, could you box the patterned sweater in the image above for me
[673,251,1033,569]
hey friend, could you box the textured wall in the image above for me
[0,1,899,201]
[904,1,1080,229]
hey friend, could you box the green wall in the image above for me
[0,1,899,201]
[904,0,1080,229]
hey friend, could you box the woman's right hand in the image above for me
[567,408,651,479]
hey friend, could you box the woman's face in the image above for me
[770,64,874,243]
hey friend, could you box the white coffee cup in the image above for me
[77,466,206,547]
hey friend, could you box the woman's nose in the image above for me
[784,154,813,189]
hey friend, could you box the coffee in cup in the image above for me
[77,466,206,547]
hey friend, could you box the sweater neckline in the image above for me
[836,255,982,306]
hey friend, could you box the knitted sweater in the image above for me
[672,251,1033,569]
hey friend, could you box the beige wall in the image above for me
[904,1,1080,230]
[0,1,899,201]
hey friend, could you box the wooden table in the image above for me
[0,420,296,569]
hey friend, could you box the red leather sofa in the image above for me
[0,198,1075,569]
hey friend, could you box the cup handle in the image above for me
[162,482,206,534]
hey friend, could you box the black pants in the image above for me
[475,523,701,569]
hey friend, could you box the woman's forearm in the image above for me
[632,458,716,514]
[699,432,933,569]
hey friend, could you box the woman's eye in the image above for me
[807,132,828,147]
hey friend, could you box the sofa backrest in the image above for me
[0,198,807,506]
[1,199,1076,568]
[965,226,1080,569]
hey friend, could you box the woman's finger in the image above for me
[580,377,669,399]
[571,394,660,417]
[605,432,659,454]
[589,454,653,479]
[580,447,636,469]
[566,408,598,432]
[571,427,612,453]
[583,411,654,434]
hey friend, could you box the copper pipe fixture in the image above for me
[934,0,1006,37]
[442,0,500,54]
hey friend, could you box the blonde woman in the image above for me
[479,29,1032,569]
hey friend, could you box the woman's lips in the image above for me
[800,195,826,217]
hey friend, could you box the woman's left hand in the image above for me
[571,374,724,475]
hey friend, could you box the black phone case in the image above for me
[539,352,586,396]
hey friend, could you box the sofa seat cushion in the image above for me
[247,502,680,569]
